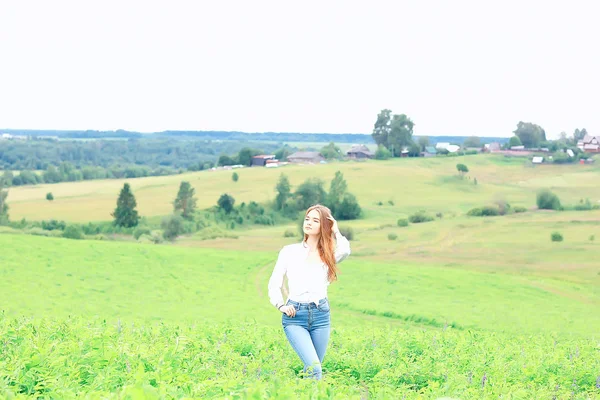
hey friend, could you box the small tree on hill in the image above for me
[46,192,54,201]
[456,163,469,176]
[375,144,392,160]
[326,171,347,217]
[275,174,291,210]
[218,193,235,213]
[112,183,140,227]
[295,178,326,210]
[509,136,522,147]
[173,181,197,220]
[232,172,239,182]
[320,142,342,160]
[0,180,9,225]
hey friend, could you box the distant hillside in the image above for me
[1,129,509,145]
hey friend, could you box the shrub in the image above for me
[551,232,563,242]
[388,233,398,240]
[590,235,595,242]
[467,207,483,217]
[388,200,395,206]
[339,226,354,240]
[513,206,527,213]
[217,194,235,213]
[467,206,500,217]
[397,218,409,227]
[254,215,274,225]
[161,214,185,241]
[232,172,239,182]
[63,225,84,240]
[537,189,561,210]
[133,226,152,240]
[409,211,434,224]
[46,192,54,201]
[283,229,296,238]
[574,198,597,211]
[41,219,66,231]
[337,193,361,220]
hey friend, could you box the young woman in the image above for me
[267,204,351,380]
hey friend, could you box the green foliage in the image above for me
[319,142,342,160]
[133,226,151,240]
[283,229,296,238]
[409,211,434,223]
[463,136,480,148]
[508,135,522,147]
[232,172,239,182]
[46,192,54,201]
[536,189,561,210]
[372,109,415,156]
[551,232,563,242]
[467,206,500,217]
[388,233,398,240]
[456,163,469,175]
[513,206,527,213]
[294,178,326,210]
[513,121,546,148]
[573,198,598,211]
[63,225,84,240]
[397,218,409,227]
[237,147,263,166]
[41,219,66,231]
[111,183,140,227]
[338,226,354,240]
[327,171,348,217]
[0,180,8,224]
[336,193,361,220]
[217,193,235,213]
[274,146,292,162]
[173,181,197,220]
[275,174,291,210]
[374,144,392,160]
[161,214,186,241]
[417,136,429,151]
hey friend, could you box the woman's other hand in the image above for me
[280,305,296,317]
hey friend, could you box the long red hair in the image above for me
[303,205,339,282]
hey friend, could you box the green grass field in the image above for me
[2,154,600,398]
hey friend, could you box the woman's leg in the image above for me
[309,324,330,364]
[283,324,323,379]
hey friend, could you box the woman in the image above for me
[267,204,351,380]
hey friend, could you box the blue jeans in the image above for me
[281,298,331,380]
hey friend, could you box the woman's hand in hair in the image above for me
[328,216,339,235]
[280,305,296,317]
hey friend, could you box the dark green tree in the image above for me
[320,142,342,160]
[218,193,235,213]
[372,109,415,156]
[46,192,54,201]
[238,148,263,166]
[456,163,469,176]
[295,178,327,210]
[0,180,9,224]
[463,136,481,148]
[111,183,140,227]
[326,171,347,217]
[173,181,197,220]
[275,174,291,210]
[337,193,361,220]
[232,172,239,182]
[417,136,430,152]
[513,121,546,148]
[508,136,522,147]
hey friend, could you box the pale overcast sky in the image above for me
[1,0,598,138]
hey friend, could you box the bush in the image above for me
[283,229,296,238]
[339,226,354,240]
[46,192,54,201]
[467,206,501,217]
[388,233,398,240]
[41,219,66,231]
[513,206,527,213]
[574,198,598,211]
[254,215,274,225]
[590,235,595,242]
[217,193,235,213]
[336,193,361,220]
[551,232,563,242]
[232,172,239,182]
[161,214,185,241]
[133,226,152,240]
[409,211,434,224]
[397,218,409,227]
[63,225,84,240]
[537,189,561,210]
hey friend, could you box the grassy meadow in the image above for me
[2,153,600,398]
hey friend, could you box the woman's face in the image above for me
[303,209,321,237]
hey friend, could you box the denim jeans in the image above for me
[281,298,331,380]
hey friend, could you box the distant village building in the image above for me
[0,133,12,140]
[251,155,277,167]
[287,151,325,164]
[346,144,374,159]
[485,142,502,152]
[578,134,600,153]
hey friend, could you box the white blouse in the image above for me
[267,232,351,308]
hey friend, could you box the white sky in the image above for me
[1,0,598,139]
